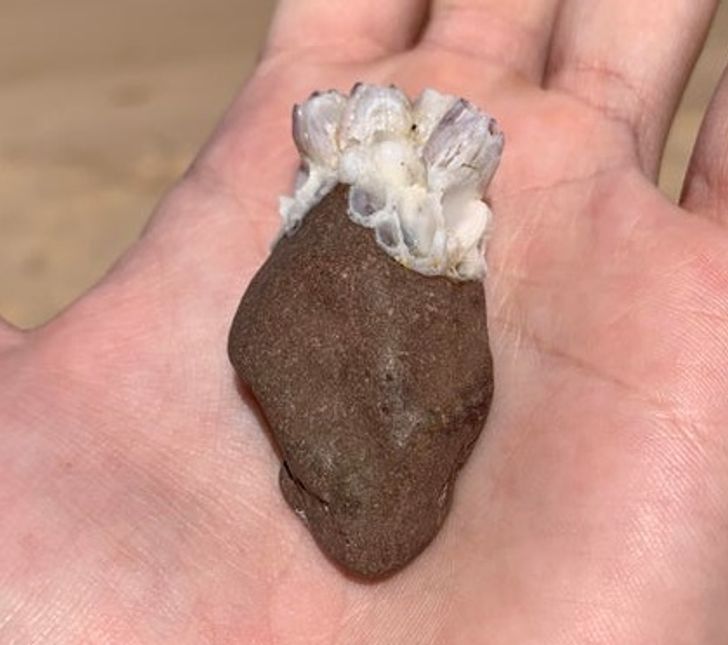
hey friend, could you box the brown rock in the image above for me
[228,184,493,578]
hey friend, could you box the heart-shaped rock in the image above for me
[228,183,493,577]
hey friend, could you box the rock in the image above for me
[228,184,493,578]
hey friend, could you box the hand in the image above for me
[2,1,727,642]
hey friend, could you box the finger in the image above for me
[682,66,728,220]
[0,318,22,349]
[265,0,430,61]
[422,0,562,83]
[546,0,718,177]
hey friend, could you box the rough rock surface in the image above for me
[228,184,493,578]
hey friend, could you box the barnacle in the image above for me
[279,84,504,281]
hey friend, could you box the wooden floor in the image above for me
[1,1,727,328]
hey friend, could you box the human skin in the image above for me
[2,0,728,642]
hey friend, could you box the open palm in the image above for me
[3,1,728,642]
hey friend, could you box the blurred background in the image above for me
[1,1,727,329]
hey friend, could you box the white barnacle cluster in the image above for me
[279,84,504,281]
